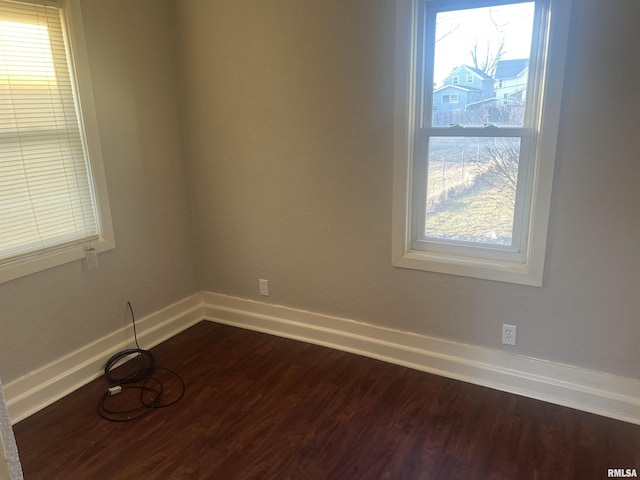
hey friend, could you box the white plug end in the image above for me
[108,385,122,395]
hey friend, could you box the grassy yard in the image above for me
[425,169,515,245]
[426,159,487,211]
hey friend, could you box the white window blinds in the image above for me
[0,0,98,264]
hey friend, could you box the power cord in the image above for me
[98,302,186,422]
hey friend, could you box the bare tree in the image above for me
[470,7,509,77]
[469,37,506,77]
[476,138,519,209]
[435,22,460,47]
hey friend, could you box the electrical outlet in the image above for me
[259,279,269,296]
[502,324,517,346]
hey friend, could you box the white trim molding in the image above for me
[5,291,639,426]
[4,294,204,424]
[201,292,640,425]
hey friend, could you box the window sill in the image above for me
[0,236,115,284]
[393,249,543,286]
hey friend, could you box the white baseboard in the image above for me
[201,292,640,425]
[5,294,204,425]
[6,291,639,426]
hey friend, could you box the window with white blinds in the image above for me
[0,0,114,282]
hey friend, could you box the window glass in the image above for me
[431,3,535,128]
[418,1,536,260]
[424,136,521,247]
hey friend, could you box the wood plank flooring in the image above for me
[13,321,640,479]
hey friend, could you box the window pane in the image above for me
[424,137,521,246]
[431,3,535,127]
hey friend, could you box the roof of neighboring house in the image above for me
[465,65,494,81]
[495,59,529,79]
[433,84,483,94]
[445,64,494,82]
[464,98,503,109]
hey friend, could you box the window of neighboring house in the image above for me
[0,0,114,283]
[393,0,571,286]
[452,75,459,84]
[442,94,459,104]
[466,75,473,84]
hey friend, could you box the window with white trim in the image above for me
[393,0,571,286]
[0,0,114,283]
[442,93,459,104]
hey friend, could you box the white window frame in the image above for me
[466,74,474,84]
[0,0,114,284]
[392,0,571,286]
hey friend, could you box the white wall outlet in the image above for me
[502,324,517,346]
[259,279,269,296]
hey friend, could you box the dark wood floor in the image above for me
[13,321,640,479]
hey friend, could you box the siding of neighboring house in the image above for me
[494,59,529,104]
[433,65,494,112]
[432,61,532,126]
[495,67,528,101]
[433,85,482,112]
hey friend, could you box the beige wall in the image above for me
[177,0,639,380]
[0,0,198,384]
[0,0,638,389]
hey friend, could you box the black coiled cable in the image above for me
[104,348,155,385]
[98,302,185,422]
